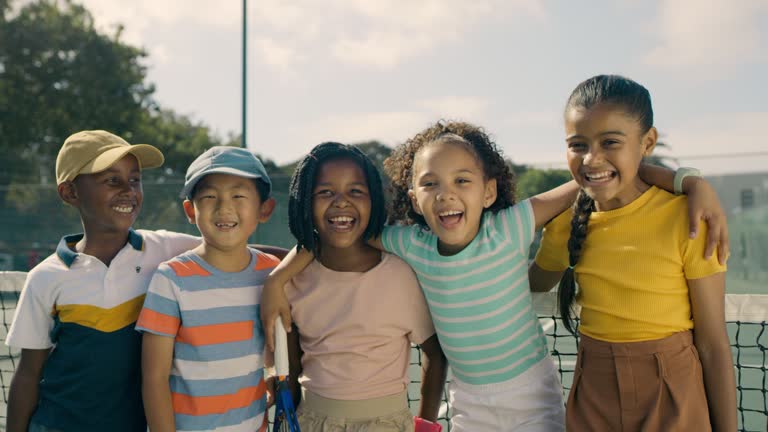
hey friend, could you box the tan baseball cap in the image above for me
[55,130,165,184]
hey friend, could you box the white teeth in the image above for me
[585,171,614,181]
[113,205,133,213]
[439,210,462,216]
[330,216,354,223]
[215,222,237,228]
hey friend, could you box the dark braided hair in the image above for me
[383,120,516,227]
[288,142,386,255]
[558,75,654,335]
[558,190,595,335]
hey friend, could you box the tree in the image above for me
[516,168,572,200]
[0,0,154,186]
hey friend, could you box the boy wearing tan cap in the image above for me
[5,130,201,432]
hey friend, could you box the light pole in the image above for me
[241,0,247,148]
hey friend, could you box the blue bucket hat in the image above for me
[180,146,272,199]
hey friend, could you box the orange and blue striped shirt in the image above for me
[136,248,279,431]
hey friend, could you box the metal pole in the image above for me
[241,0,247,148]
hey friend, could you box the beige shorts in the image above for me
[296,389,414,432]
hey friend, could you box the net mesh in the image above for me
[1,274,766,431]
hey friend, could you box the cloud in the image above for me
[662,112,768,174]
[77,0,240,65]
[644,0,768,74]
[76,1,548,72]
[250,0,548,70]
[418,96,490,121]
[302,111,431,147]
[254,37,304,72]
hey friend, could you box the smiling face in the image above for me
[311,158,372,256]
[68,154,143,235]
[183,173,274,254]
[409,140,497,255]
[565,103,657,211]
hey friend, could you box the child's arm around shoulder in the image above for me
[638,164,729,264]
[261,246,314,351]
[688,272,736,431]
[7,348,50,432]
[529,180,580,230]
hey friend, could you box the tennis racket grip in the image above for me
[414,417,442,432]
[274,317,289,376]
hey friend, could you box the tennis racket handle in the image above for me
[414,417,442,432]
[274,317,290,376]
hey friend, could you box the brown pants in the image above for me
[566,331,711,432]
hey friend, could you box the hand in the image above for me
[265,376,276,408]
[684,177,730,264]
[261,277,293,352]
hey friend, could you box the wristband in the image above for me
[673,167,701,195]
[414,417,443,432]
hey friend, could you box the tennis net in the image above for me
[1,272,766,431]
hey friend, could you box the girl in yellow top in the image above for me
[529,75,736,432]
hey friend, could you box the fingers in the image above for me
[717,225,730,265]
[689,209,701,239]
[264,313,276,352]
[281,310,292,333]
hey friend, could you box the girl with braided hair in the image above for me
[263,121,728,432]
[278,142,446,431]
[530,75,736,431]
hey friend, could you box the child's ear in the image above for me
[258,198,276,223]
[642,126,658,156]
[483,178,498,208]
[57,181,79,207]
[407,189,423,215]
[182,200,196,224]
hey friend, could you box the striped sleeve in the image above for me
[495,199,536,254]
[534,208,572,272]
[381,225,414,258]
[136,267,181,337]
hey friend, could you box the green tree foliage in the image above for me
[516,168,572,199]
[0,0,154,186]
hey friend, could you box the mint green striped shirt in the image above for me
[381,200,548,385]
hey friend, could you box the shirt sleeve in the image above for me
[380,225,415,258]
[494,200,536,255]
[682,220,727,279]
[534,208,572,272]
[155,230,201,259]
[5,271,56,349]
[135,267,182,338]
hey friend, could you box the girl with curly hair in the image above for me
[262,120,727,432]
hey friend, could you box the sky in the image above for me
[76,0,768,174]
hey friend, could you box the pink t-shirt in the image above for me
[286,252,435,400]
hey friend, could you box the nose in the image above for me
[583,147,604,166]
[436,185,457,202]
[332,193,350,208]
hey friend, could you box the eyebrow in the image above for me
[566,130,627,140]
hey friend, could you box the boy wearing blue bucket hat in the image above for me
[137,146,279,431]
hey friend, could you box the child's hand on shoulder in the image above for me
[684,177,729,264]
[262,275,293,352]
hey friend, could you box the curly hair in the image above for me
[288,142,386,255]
[383,120,516,227]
